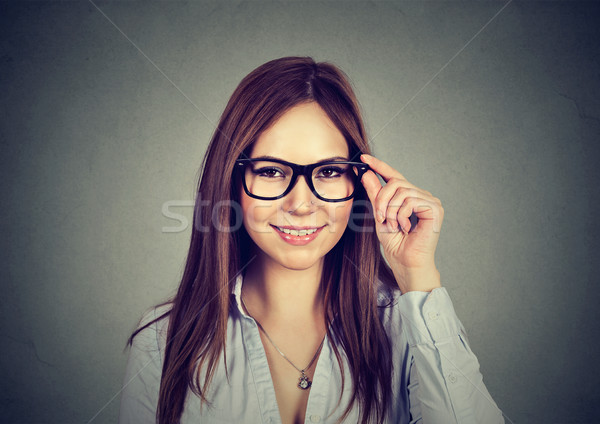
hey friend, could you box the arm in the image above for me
[360,154,504,422]
[399,288,504,424]
[118,311,163,424]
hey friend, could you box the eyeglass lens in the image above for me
[243,160,357,200]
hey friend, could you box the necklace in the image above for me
[240,295,325,390]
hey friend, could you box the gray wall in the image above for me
[1,1,599,423]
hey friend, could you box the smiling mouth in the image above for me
[271,225,324,236]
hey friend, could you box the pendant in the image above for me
[298,371,312,390]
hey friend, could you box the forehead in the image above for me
[249,102,349,163]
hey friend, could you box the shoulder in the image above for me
[130,303,172,352]
[375,277,401,308]
[120,305,172,423]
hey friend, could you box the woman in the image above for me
[119,57,505,424]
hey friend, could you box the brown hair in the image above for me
[129,56,399,424]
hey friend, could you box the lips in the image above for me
[271,225,325,246]
[273,226,320,236]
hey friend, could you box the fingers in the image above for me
[361,153,409,184]
[395,196,444,233]
[376,180,436,222]
[360,153,443,233]
[360,168,384,210]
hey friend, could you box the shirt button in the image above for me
[428,311,439,321]
[447,372,458,383]
[310,415,322,422]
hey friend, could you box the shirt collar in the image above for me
[231,272,251,319]
[231,272,392,319]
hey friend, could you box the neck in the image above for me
[241,256,326,324]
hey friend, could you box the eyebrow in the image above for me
[250,155,349,164]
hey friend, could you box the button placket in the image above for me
[427,310,440,321]
[239,310,283,423]
[303,333,332,424]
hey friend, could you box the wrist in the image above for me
[392,264,442,294]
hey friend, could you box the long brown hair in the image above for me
[128,56,399,424]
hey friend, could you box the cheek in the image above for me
[240,195,276,231]
[326,202,353,228]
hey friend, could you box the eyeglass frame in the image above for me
[234,157,371,203]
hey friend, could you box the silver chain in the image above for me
[240,295,325,375]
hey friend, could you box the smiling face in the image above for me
[240,101,354,272]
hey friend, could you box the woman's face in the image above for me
[240,101,354,272]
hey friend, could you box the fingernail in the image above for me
[377,210,385,223]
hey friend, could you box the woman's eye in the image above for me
[255,167,284,178]
[317,167,345,178]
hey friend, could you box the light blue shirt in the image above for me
[119,273,505,423]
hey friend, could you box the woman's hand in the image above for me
[359,154,443,293]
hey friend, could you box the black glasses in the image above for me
[235,157,370,202]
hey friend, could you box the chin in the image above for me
[281,261,321,272]
[269,251,324,272]
[282,257,322,271]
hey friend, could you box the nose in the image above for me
[282,174,319,213]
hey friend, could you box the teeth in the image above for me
[276,226,318,236]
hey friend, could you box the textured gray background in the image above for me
[1,1,599,423]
